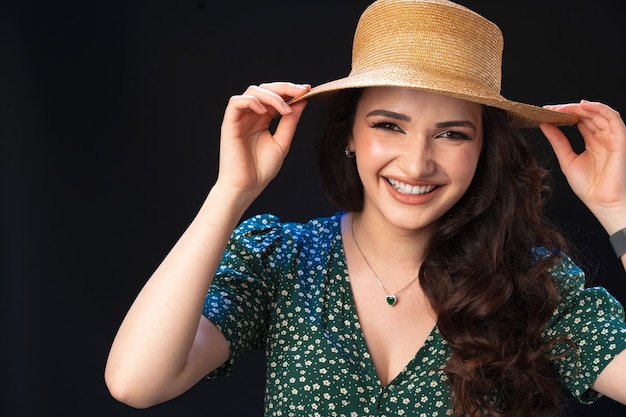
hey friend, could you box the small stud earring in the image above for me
[344,147,356,158]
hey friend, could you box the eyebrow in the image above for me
[434,120,477,131]
[365,109,411,122]
[365,110,477,131]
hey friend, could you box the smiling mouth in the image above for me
[387,178,438,195]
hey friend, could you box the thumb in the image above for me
[272,100,308,155]
[539,122,577,172]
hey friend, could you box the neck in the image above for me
[350,212,431,266]
[346,212,428,306]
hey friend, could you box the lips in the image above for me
[387,178,437,195]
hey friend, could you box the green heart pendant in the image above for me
[386,295,397,306]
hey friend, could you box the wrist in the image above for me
[590,202,626,236]
[208,182,258,216]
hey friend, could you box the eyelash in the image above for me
[370,122,471,140]
[436,130,471,141]
[370,121,403,132]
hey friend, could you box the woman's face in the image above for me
[349,87,483,234]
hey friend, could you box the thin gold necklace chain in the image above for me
[350,216,420,306]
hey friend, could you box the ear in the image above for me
[346,132,355,152]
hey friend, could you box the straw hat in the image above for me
[292,0,577,127]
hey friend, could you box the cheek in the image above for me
[353,130,389,162]
[353,141,390,186]
[448,147,482,184]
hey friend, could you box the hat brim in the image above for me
[291,69,578,128]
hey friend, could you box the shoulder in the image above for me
[543,250,625,324]
[543,251,586,296]
[231,212,343,249]
[544,251,620,304]
[540,251,626,402]
[531,247,584,294]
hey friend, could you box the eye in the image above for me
[370,121,404,133]
[436,130,471,141]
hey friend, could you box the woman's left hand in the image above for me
[540,100,626,234]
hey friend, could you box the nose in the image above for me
[401,135,435,177]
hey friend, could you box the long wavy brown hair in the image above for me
[318,89,570,417]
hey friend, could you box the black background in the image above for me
[3,0,626,415]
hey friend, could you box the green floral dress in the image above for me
[203,213,626,416]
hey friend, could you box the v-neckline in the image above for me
[333,212,439,388]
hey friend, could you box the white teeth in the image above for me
[388,178,436,195]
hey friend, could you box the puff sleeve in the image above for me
[202,214,287,377]
[544,254,626,403]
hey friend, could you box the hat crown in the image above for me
[351,0,504,95]
[292,0,577,127]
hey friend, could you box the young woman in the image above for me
[105,1,626,416]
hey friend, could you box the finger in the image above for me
[227,94,269,115]
[247,83,310,106]
[272,100,308,155]
[240,85,295,118]
[546,101,614,132]
[578,118,599,138]
[258,82,311,100]
[577,109,609,136]
[224,87,299,125]
[539,122,578,171]
[579,100,621,121]
[545,101,619,144]
[255,83,311,117]
[580,100,626,139]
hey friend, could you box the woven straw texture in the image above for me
[293,0,577,127]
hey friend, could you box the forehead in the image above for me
[357,87,482,118]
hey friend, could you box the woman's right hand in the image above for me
[216,82,310,200]
[105,82,310,408]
